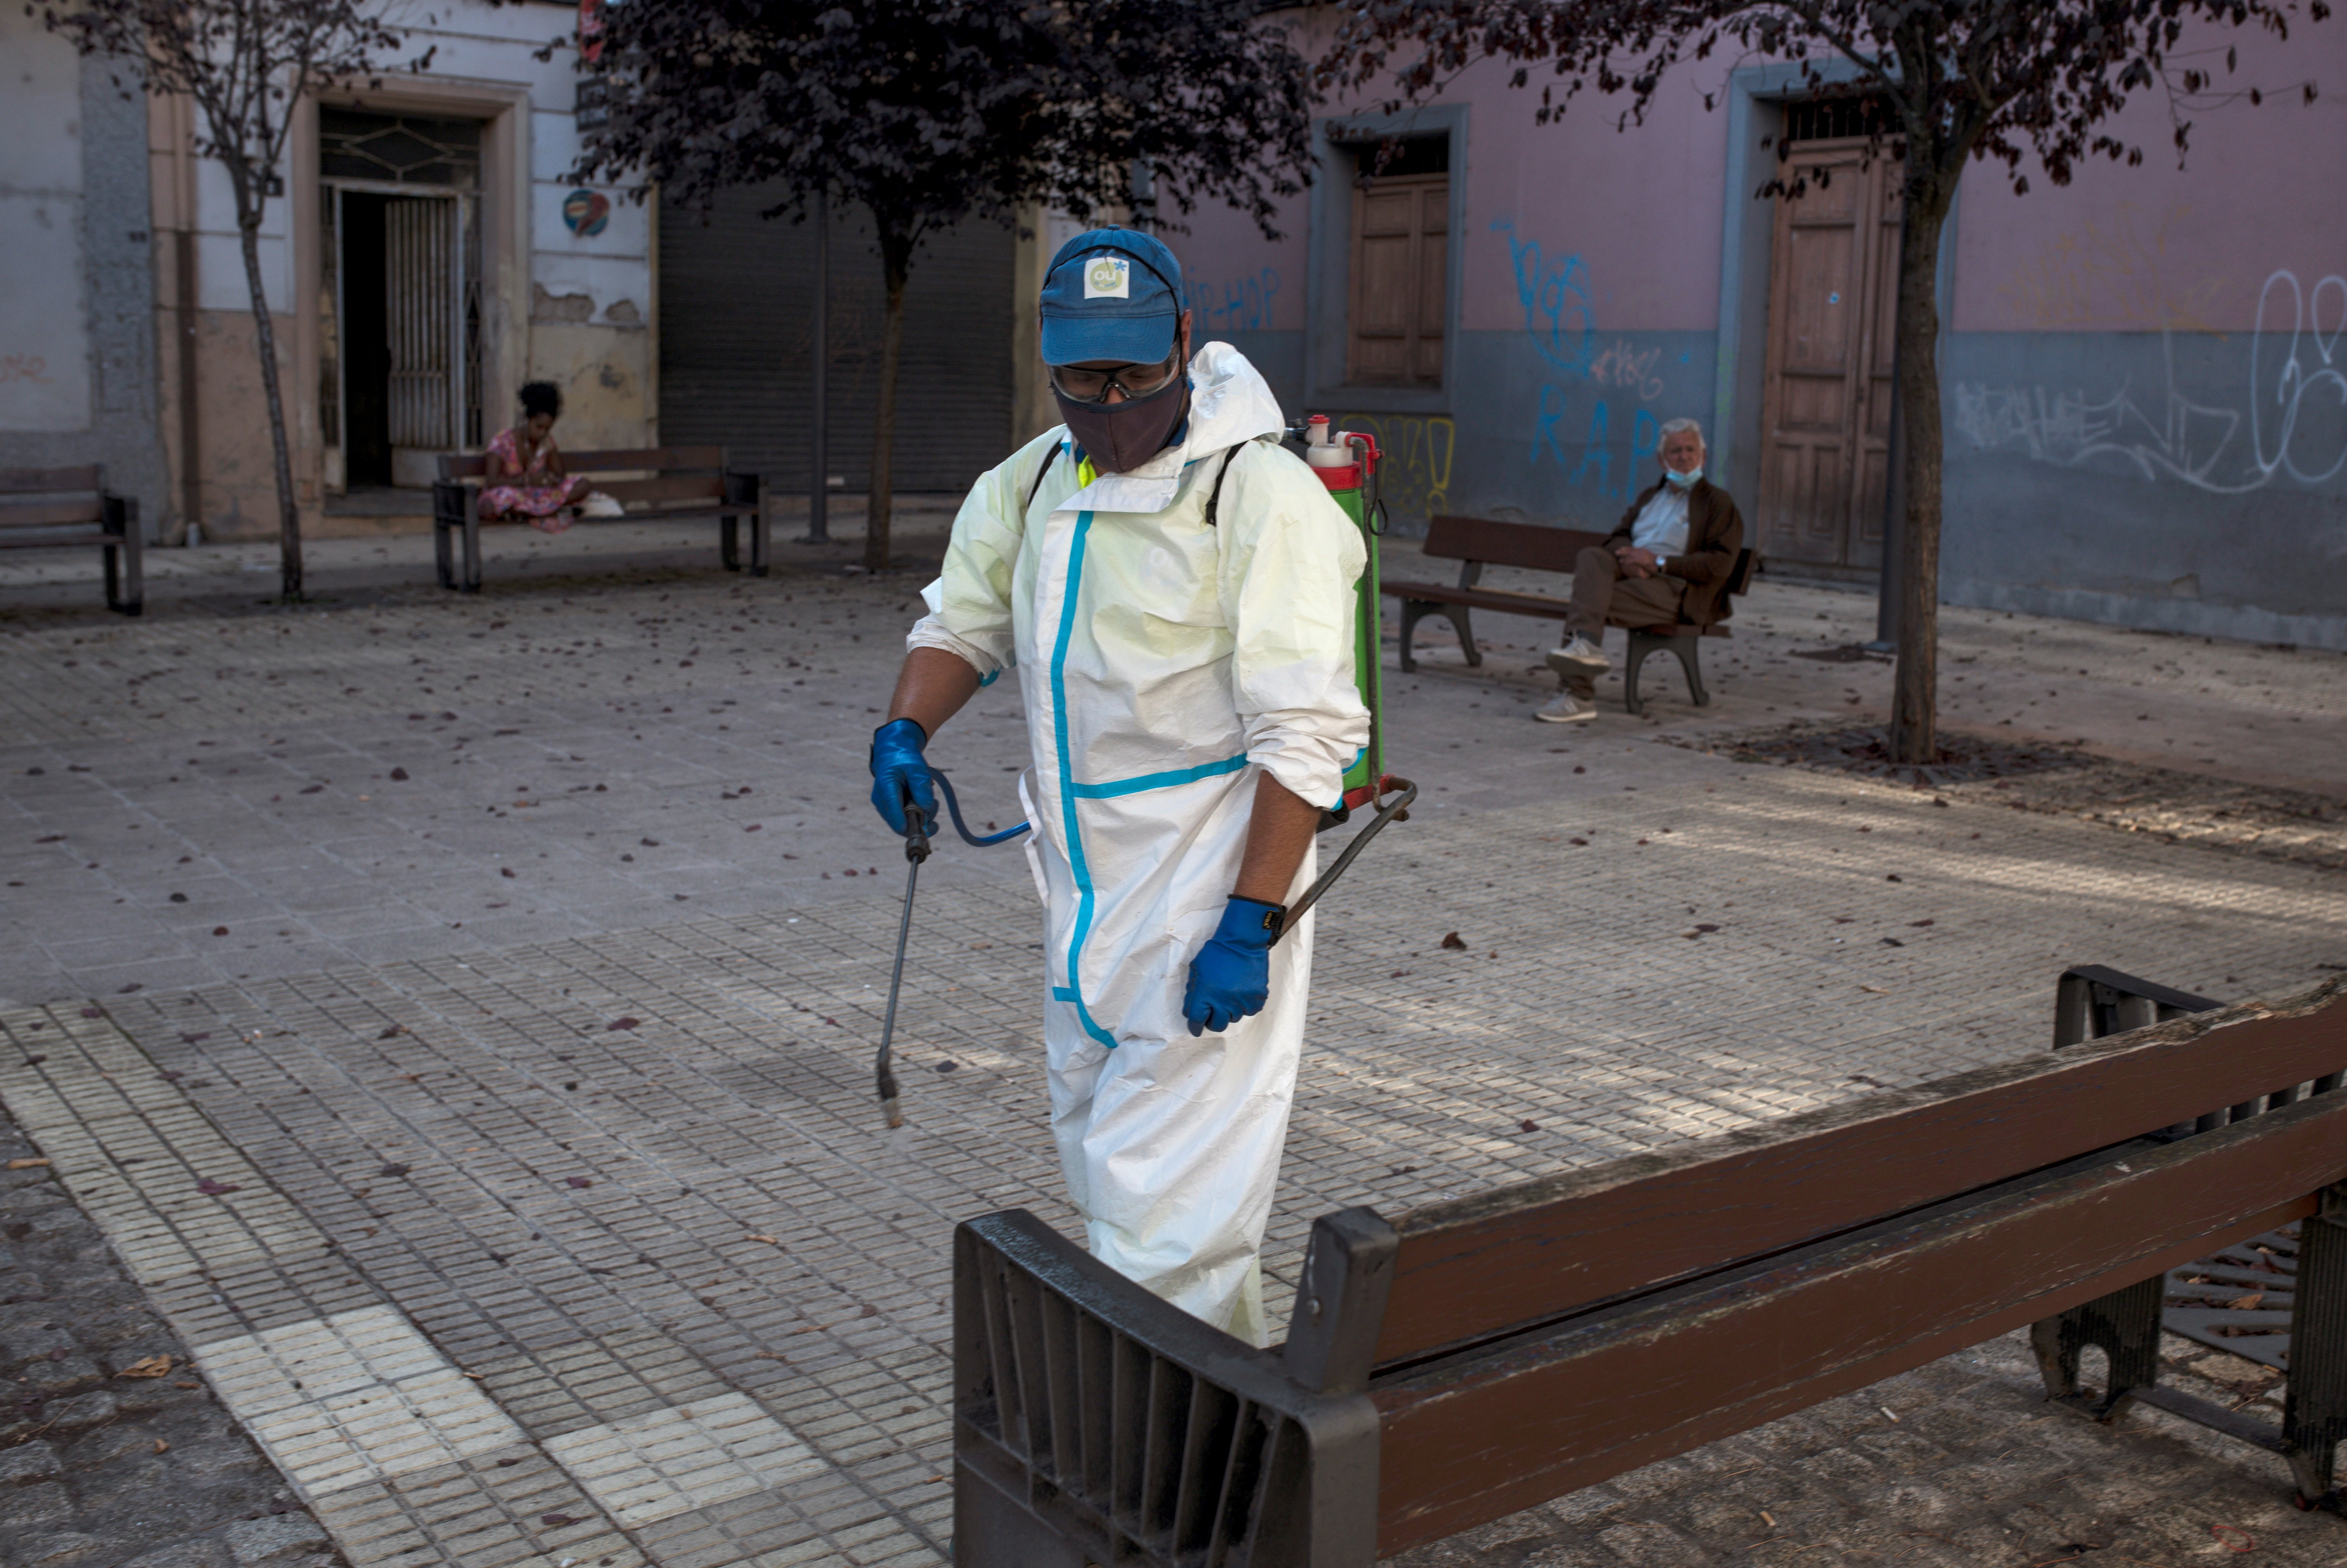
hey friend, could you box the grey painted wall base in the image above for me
[1943,580,2347,653]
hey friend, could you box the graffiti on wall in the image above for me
[1496,218,1596,376]
[1197,267,1281,335]
[1334,413,1456,518]
[1951,270,2347,494]
[1498,217,1691,500]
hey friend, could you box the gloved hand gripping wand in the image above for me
[873,790,931,1130]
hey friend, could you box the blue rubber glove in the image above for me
[1183,896,1284,1037]
[868,718,936,836]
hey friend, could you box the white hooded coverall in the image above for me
[907,343,1368,1343]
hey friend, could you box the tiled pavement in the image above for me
[4,529,2347,1566]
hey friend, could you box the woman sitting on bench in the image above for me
[478,381,592,532]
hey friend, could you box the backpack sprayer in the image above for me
[872,418,1417,1128]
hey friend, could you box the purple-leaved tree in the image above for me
[574,0,1315,573]
[1326,0,2328,764]
[35,0,424,601]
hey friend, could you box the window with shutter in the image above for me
[1346,140,1448,387]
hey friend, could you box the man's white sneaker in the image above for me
[1546,634,1610,679]
[1535,693,1595,724]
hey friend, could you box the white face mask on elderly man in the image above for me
[1666,468,1702,489]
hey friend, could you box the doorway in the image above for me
[1756,104,1902,571]
[318,109,483,495]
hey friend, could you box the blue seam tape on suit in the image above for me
[1070,754,1248,799]
[1049,510,1122,1050]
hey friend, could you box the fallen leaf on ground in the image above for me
[607,1016,640,1031]
[119,1355,173,1378]
[196,1178,241,1195]
[175,1380,199,1389]
[1519,1119,1540,1134]
[153,1439,169,1453]
[388,767,409,781]
[1881,937,1905,947]
[1908,919,1935,928]
[1885,873,1903,882]
[565,1175,593,1189]
[80,1007,103,1018]
[1439,932,1466,951]
[7,1158,50,1169]
[749,1234,781,1245]
[2228,1292,2266,1310]
[499,867,516,878]
[378,1163,410,1178]
[539,1514,578,1528]
[378,1025,406,1040]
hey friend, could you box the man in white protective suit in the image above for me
[866,228,1368,1345]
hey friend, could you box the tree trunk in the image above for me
[864,233,910,574]
[1885,179,1953,766]
[238,215,305,601]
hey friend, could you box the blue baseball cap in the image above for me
[1039,228,1186,367]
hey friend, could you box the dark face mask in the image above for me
[1054,374,1191,474]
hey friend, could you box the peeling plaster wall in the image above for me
[0,11,165,528]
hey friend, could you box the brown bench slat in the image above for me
[1423,515,1609,570]
[0,465,101,493]
[0,498,110,528]
[1370,1079,2347,1549]
[1380,579,1570,617]
[1371,994,2347,1368]
[438,445,727,481]
[592,474,727,506]
[0,527,115,549]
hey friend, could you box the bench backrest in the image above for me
[952,973,2347,1566]
[0,465,110,530]
[436,445,741,510]
[1423,515,1606,572]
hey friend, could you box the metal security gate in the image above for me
[658,185,1015,494]
[385,196,463,452]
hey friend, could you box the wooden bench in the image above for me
[430,445,762,593]
[0,466,142,616]
[951,968,2347,1565]
[1381,515,1757,714]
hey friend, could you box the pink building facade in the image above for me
[1166,21,2347,648]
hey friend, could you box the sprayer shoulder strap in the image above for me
[1021,440,1062,518]
[1201,438,1270,528]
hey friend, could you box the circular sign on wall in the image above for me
[563,189,611,238]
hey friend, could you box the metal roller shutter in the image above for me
[657,185,1015,495]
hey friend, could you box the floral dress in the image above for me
[477,427,589,531]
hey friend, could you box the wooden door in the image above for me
[1348,172,1447,386]
[1756,143,1901,569]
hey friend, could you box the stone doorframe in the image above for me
[289,77,532,494]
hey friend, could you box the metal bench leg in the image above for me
[2284,1184,2347,1506]
[1675,639,1707,706]
[434,515,455,590]
[102,543,121,612]
[750,505,769,577]
[1446,605,1481,667]
[114,498,143,616]
[2031,1272,2165,1420]
[721,513,740,571]
[1623,634,1651,716]
[462,511,483,593]
[1397,600,1427,674]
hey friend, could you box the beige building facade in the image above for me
[0,1,658,545]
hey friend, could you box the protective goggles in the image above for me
[1047,346,1183,405]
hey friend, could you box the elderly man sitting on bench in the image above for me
[1538,417,1747,723]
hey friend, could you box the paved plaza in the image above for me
[4,521,2346,1567]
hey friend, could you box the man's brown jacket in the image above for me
[1604,478,1746,626]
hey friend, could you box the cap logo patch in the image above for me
[1083,257,1130,299]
